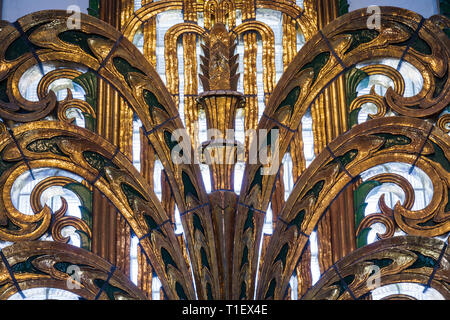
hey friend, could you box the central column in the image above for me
[197,23,244,192]
[197,23,244,298]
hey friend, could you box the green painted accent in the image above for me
[288,210,305,234]
[93,279,129,300]
[161,247,178,272]
[0,150,19,178]
[275,87,301,119]
[344,29,380,55]
[11,255,47,275]
[163,131,183,156]
[200,247,210,269]
[27,137,69,157]
[248,166,263,194]
[329,149,359,169]
[243,208,254,232]
[441,0,450,37]
[240,246,249,268]
[374,133,411,150]
[53,261,91,273]
[349,108,362,128]
[407,251,437,270]
[442,0,450,17]
[446,188,450,212]
[5,23,45,61]
[83,151,118,178]
[181,171,199,201]
[274,243,289,271]
[53,261,72,273]
[79,206,92,230]
[206,283,213,300]
[73,71,98,111]
[143,215,159,231]
[264,279,276,300]
[368,258,393,269]
[417,219,438,227]
[83,112,95,132]
[394,24,432,55]
[434,72,448,98]
[338,0,349,16]
[354,180,382,229]
[120,182,148,212]
[354,180,382,248]
[0,79,10,103]
[63,183,93,214]
[239,282,247,299]
[192,213,205,236]
[331,274,355,296]
[346,68,369,105]
[144,90,168,122]
[345,68,369,127]
[75,230,91,251]
[113,57,146,87]
[3,219,20,231]
[357,227,372,248]
[300,52,331,83]
[88,0,100,18]
[303,180,325,202]
[425,141,450,172]
[58,30,108,59]
[175,282,188,300]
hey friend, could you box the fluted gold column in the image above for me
[183,33,200,152]
[312,0,356,276]
[243,32,258,158]
[136,0,157,298]
[91,0,134,278]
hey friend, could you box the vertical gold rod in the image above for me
[312,0,356,280]
[138,0,156,298]
[183,33,199,150]
[243,32,258,159]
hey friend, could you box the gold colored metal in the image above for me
[0,4,449,301]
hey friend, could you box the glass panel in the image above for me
[153,160,163,201]
[200,164,212,193]
[134,0,142,12]
[132,115,143,172]
[18,62,87,103]
[130,235,139,285]
[234,161,245,193]
[152,276,162,300]
[282,153,294,201]
[309,230,321,285]
[264,205,273,234]
[361,162,434,244]
[8,288,81,300]
[156,10,184,84]
[174,205,183,235]
[301,108,315,168]
[289,274,298,300]
[371,283,445,300]
[356,58,423,98]
[132,27,144,54]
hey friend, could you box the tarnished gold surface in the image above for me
[0,3,448,301]
[0,241,147,300]
[256,117,450,299]
[302,236,450,300]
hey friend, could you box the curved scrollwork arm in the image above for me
[0,121,196,300]
[232,7,450,300]
[0,10,220,299]
[301,236,450,300]
[256,116,449,300]
[0,241,147,300]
